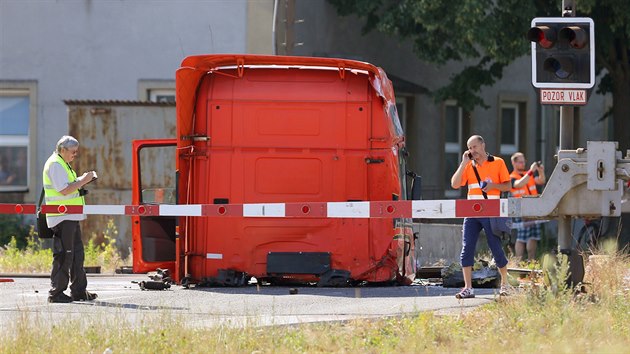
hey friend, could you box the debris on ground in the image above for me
[135,280,171,291]
[416,266,443,279]
[115,266,134,274]
[413,278,442,286]
[441,260,500,288]
[148,268,173,284]
[414,260,549,291]
[131,268,173,291]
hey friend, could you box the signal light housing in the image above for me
[559,26,587,49]
[527,25,556,49]
[529,17,594,89]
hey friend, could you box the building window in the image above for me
[500,102,519,159]
[138,80,175,103]
[149,89,176,103]
[444,101,463,198]
[0,90,30,192]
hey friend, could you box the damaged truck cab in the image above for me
[132,54,417,286]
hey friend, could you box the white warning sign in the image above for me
[540,89,587,105]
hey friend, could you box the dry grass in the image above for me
[0,235,52,273]
[0,220,129,274]
[1,246,628,353]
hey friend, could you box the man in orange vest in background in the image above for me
[510,152,546,261]
[451,135,512,299]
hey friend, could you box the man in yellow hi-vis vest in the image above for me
[43,136,98,303]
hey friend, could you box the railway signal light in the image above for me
[529,17,594,89]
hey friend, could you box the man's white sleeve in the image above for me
[48,162,72,192]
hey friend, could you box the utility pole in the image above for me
[284,0,296,55]
[557,0,576,251]
[279,0,303,56]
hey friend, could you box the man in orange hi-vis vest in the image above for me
[510,152,546,261]
[451,135,512,299]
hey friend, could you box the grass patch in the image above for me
[83,219,128,273]
[0,219,129,274]
[0,234,52,273]
[1,248,628,353]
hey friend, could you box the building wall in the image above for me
[0,0,273,204]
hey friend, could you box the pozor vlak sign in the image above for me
[540,89,587,105]
[528,17,594,105]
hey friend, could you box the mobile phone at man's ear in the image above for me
[467,152,473,159]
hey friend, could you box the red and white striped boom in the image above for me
[0,199,510,218]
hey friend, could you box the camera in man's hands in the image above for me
[78,188,89,196]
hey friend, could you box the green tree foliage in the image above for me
[329,0,630,149]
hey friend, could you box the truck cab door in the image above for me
[131,139,177,274]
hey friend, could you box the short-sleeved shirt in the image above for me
[460,155,510,199]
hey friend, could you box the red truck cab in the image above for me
[132,55,416,286]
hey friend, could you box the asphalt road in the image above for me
[0,274,501,330]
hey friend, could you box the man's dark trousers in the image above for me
[49,220,88,299]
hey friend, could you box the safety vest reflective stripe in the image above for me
[45,193,81,202]
[512,189,525,198]
[467,185,501,199]
[467,188,501,198]
[509,171,539,197]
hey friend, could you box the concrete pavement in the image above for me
[0,274,500,330]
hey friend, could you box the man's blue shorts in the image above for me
[460,217,508,268]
